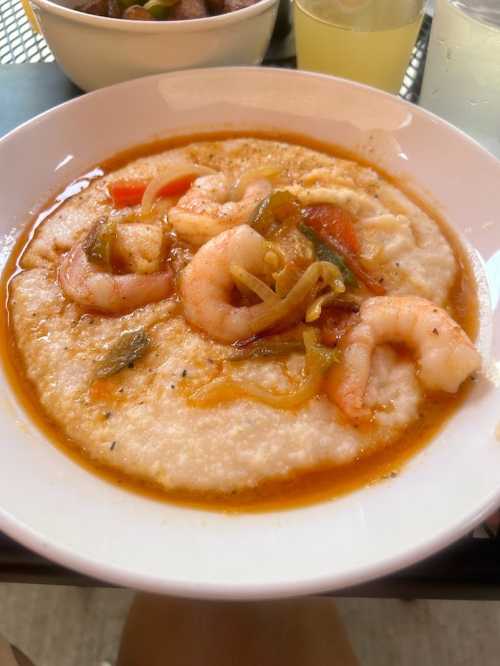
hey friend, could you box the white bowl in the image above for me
[1,68,499,599]
[29,0,278,91]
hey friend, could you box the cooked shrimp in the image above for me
[59,240,173,314]
[180,224,274,343]
[169,173,272,246]
[328,295,481,420]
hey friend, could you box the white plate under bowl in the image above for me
[0,68,499,599]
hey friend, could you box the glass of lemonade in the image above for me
[420,0,500,158]
[294,0,425,93]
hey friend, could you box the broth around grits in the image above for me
[2,133,481,511]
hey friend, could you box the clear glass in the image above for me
[294,0,425,93]
[420,0,500,157]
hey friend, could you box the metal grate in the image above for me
[400,13,432,102]
[0,0,53,64]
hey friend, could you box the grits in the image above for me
[9,138,469,494]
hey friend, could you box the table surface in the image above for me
[2,56,500,598]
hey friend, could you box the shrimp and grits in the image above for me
[4,136,481,510]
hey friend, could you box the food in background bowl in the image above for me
[75,0,262,21]
[5,135,481,510]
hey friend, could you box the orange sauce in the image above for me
[0,131,479,513]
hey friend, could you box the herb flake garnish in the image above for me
[83,217,116,270]
[96,328,150,379]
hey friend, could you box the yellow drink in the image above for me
[294,0,424,93]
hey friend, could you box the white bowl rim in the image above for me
[1,67,499,600]
[0,490,497,599]
[29,0,277,32]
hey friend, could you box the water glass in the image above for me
[420,0,500,157]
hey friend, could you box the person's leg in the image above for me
[0,636,34,666]
[117,594,358,666]
[10,648,34,666]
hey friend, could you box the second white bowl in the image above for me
[29,0,279,91]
